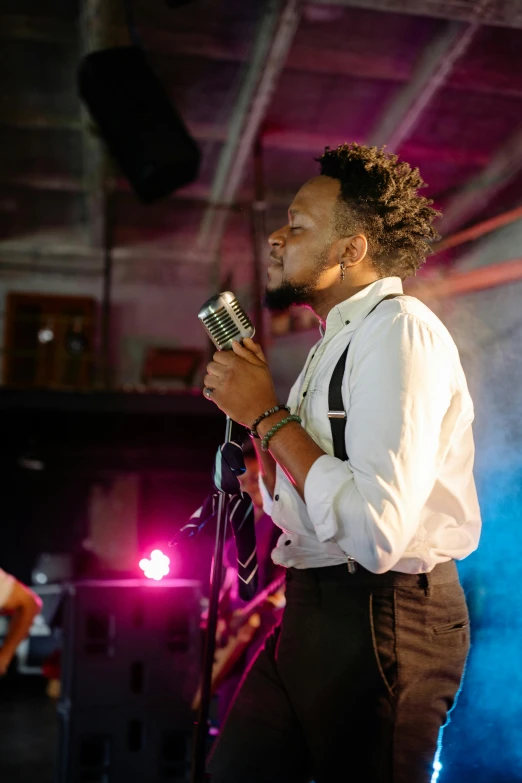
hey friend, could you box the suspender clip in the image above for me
[347,557,358,574]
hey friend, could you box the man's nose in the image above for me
[268,227,286,250]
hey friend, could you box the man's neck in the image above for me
[311,279,380,326]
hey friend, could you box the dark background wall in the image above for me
[0,391,225,584]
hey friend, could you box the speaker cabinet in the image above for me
[57,706,192,783]
[78,46,201,203]
[57,579,201,783]
[60,580,201,709]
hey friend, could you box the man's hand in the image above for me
[203,338,279,428]
[203,337,325,500]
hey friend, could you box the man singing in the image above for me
[203,143,481,783]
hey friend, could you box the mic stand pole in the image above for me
[191,416,233,783]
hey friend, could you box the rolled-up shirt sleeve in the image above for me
[259,474,274,516]
[304,312,459,573]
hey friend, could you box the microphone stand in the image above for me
[190,416,233,783]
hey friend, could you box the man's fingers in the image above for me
[247,340,267,364]
[233,338,267,365]
[213,350,234,365]
[243,337,265,357]
[206,361,225,378]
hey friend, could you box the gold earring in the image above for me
[340,262,346,282]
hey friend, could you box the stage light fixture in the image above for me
[139,549,170,580]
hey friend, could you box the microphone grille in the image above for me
[229,296,253,331]
[198,291,255,351]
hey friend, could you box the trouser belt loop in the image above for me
[422,572,431,597]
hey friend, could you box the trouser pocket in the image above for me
[369,588,397,698]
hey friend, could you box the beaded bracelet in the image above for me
[261,414,302,451]
[249,404,290,438]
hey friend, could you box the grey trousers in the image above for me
[208,560,469,783]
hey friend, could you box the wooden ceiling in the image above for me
[1,0,522,288]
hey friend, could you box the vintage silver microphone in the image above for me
[192,291,257,783]
[198,290,255,351]
[198,291,255,440]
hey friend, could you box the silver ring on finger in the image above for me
[204,387,214,400]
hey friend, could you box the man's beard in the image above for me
[263,250,330,313]
[263,280,316,312]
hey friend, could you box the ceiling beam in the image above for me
[0,256,211,285]
[0,113,490,169]
[434,204,522,254]
[0,238,250,287]
[407,257,522,299]
[367,14,485,151]
[437,126,522,235]
[310,0,522,29]
[0,260,103,277]
[4,14,522,98]
[0,239,209,265]
[197,0,301,255]
[0,174,298,210]
[259,128,489,166]
[0,13,73,42]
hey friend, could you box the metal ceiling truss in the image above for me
[196,0,302,261]
[438,126,522,235]
[366,12,487,151]
[310,0,522,29]
[408,257,522,299]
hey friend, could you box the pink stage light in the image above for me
[139,549,170,580]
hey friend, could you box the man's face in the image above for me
[265,176,342,311]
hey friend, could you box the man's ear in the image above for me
[337,234,368,267]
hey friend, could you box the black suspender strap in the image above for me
[328,346,351,462]
[328,294,402,461]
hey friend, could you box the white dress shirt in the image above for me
[261,277,481,574]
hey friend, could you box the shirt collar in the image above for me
[319,277,404,340]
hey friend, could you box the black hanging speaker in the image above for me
[78,46,201,204]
